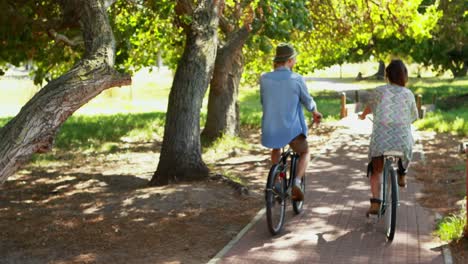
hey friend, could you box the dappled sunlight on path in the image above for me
[215,114,445,264]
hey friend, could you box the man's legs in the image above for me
[271,148,281,164]
[290,136,310,180]
[289,135,309,201]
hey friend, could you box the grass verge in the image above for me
[411,77,468,136]
[435,202,467,242]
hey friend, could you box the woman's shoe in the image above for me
[398,174,406,187]
[397,160,407,187]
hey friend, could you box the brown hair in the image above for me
[385,59,408,87]
[274,61,287,69]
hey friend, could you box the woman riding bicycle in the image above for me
[359,59,419,215]
[260,43,322,201]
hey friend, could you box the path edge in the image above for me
[416,130,453,264]
[206,208,266,264]
[442,245,453,264]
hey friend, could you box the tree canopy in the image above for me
[410,0,467,77]
[1,0,466,184]
[243,0,442,79]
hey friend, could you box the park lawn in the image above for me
[1,77,466,158]
[410,77,468,136]
[237,87,340,128]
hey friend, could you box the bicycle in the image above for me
[265,148,305,235]
[368,150,401,241]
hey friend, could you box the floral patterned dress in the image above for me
[367,84,419,165]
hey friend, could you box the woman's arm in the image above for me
[359,105,372,120]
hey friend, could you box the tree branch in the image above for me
[219,16,234,34]
[47,29,82,46]
[175,0,193,16]
[385,2,407,33]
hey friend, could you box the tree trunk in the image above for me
[201,27,249,143]
[0,0,131,183]
[374,60,385,80]
[149,0,220,186]
[450,60,467,77]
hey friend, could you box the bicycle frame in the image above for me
[265,147,303,235]
[277,149,299,198]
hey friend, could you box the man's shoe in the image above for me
[366,198,381,217]
[291,183,304,201]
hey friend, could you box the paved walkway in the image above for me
[211,116,445,264]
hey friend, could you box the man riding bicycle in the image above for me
[260,43,322,201]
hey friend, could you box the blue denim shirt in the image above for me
[260,67,316,149]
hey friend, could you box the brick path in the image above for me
[211,116,446,264]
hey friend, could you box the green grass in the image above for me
[2,73,467,154]
[409,77,468,106]
[0,112,166,163]
[238,88,262,127]
[203,134,250,154]
[410,77,468,136]
[237,87,341,128]
[5,112,167,158]
[435,203,467,242]
[0,109,167,155]
[415,110,468,136]
[55,112,166,150]
[312,90,341,121]
[220,170,246,185]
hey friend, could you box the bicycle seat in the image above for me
[383,150,404,157]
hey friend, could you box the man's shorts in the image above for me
[288,134,308,153]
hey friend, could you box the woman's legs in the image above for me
[368,156,384,215]
[289,135,309,180]
[397,158,409,187]
[370,156,384,198]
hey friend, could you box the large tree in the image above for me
[0,0,131,183]
[149,0,222,186]
[410,0,467,77]
[201,0,313,143]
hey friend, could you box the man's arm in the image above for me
[297,77,323,124]
[298,77,316,112]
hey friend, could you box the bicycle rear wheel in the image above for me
[265,164,287,235]
[384,165,398,241]
[291,156,305,214]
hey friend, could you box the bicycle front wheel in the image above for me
[265,164,287,235]
[384,166,398,241]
